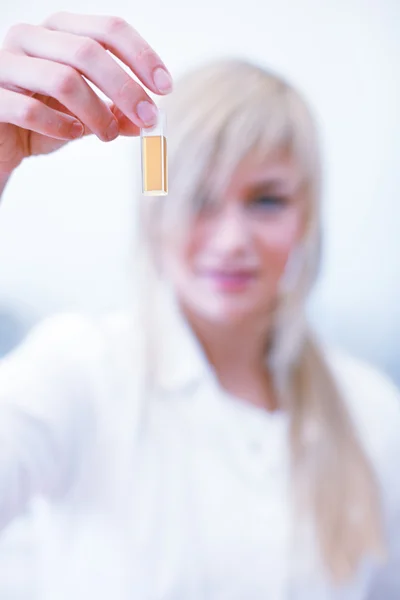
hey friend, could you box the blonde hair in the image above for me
[136,58,384,582]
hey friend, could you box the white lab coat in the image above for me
[0,290,399,600]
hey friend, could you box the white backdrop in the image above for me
[0,0,399,380]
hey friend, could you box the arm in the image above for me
[0,313,102,531]
[0,7,172,530]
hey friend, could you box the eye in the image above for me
[249,195,288,210]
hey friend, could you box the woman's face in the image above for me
[162,149,307,326]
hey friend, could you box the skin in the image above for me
[0,11,173,177]
[162,149,307,411]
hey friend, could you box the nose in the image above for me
[210,204,251,256]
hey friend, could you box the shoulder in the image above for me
[3,312,109,368]
[325,347,400,508]
[325,348,400,433]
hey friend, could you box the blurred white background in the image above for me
[0,0,399,598]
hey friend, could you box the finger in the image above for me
[0,87,85,140]
[110,105,140,136]
[45,97,140,137]
[0,50,120,142]
[3,24,159,129]
[40,12,173,95]
[34,95,93,137]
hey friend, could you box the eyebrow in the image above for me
[247,180,294,195]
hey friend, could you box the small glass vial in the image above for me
[140,108,168,196]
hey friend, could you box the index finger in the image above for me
[42,12,173,95]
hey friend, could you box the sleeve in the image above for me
[0,312,104,531]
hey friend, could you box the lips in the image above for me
[198,268,258,292]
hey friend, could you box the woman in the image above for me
[0,11,399,600]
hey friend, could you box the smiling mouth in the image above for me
[198,268,258,292]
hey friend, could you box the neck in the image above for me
[181,305,278,412]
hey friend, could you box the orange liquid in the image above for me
[141,135,167,195]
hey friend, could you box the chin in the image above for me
[188,292,262,326]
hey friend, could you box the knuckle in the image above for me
[73,38,102,64]
[103,16,128,36]
[114,77,138,103]
[52,67,80,96]
[4,22,30,45]
[42,12,69,27]
[133,43,153,64]
[17,98,40,125]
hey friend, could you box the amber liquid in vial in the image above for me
[141,108,168,196]
[141,135,167,195]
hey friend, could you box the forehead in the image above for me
[225,148,305,194]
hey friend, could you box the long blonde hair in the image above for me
[137,58,384,582]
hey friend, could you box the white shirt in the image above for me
[0,291,399,600]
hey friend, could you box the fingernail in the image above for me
[136,101,158,126]
[105,119,119,141]
[70,121,84,139]
[153,68,173,93]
